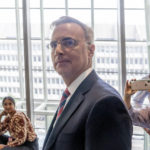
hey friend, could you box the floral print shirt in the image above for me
[0,111,37,147]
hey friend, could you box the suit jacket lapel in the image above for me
[44,70,99,150]
[45,92,84,149]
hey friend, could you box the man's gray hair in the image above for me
[50,16,94,44]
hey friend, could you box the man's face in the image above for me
[50,23,95,85]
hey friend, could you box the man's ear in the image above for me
[88,44,95,57]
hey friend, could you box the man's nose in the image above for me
[55,43,64,54]
[5,105,10,109]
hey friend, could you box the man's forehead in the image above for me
[53,23,83,33]
[51,23,85,39]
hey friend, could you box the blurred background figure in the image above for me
[132,75,150,107]
[0,96,39,150]
[124,80,150,131]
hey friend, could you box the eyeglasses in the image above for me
[50,37,78,50]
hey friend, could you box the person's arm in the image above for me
[7,114,27,147]
[124,80,137,109]
[0,111,9,135]
[86,97,132,150]
[124,80,150,128]
[0,144,8,150]
[144,128,150,135]
[133,75,150,104]
[0,111,7,121]
[128,106,150,128]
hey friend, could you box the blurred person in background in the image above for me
[124,80,150,130]
[132,75,150,107]
[0,96,39,150]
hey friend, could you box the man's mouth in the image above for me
[56,60,70,65]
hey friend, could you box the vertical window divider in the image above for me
[65,0,68,16]
[15,0,24,101]
[91,0,95,69]
[22,0,33,121]
[145,0,150,73]
[144,1,150,149]
[117,0,126,96]
[40,0,48,130]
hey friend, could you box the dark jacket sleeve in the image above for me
[86,96,133,150]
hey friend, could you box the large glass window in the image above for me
[0,0,149,149]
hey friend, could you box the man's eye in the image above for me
[50,42,57,49]
[63,39,75,47]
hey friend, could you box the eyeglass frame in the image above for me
[48,37,91,51]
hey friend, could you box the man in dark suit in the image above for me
[42,16,133,150]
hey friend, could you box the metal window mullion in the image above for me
[91,0,94,30]
[40,0,48,130]
[144,132,149,150]
[15,0,24,101]
[40,0,47,103]
[91,0,95,69]
[145,0,150,72]
[65,0,68,15]
[144,1,150,150]
[22,0,33,121]
[117,0,126,96]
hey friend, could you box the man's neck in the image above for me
[63,67,92,86]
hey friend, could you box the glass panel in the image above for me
[132,126,144,150]
[32,70,44,99]
[68,0,91,8]
[125,0,144,8]
[126,42,148,77]
[35,123,46,149]
[31,40,44,99]
[0,0,15,8]
[30,9,41,38]
[19,0,22,8]
[125,10,146,41]
[19,9,24,39]
[44,9,66,39]
[45,40,53,70]
[95,41,119,91]
[94,0,117,8]
[68,10,91,27]
[0,9,16,38]
[43,0,65,8]
[46,71,65,100]
[30,0,40,8]
[34,113,54,149]
[0,40,25,109]
[94,10,117,40]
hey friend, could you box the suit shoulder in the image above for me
[86,77,122,102]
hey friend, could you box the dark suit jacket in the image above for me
[43,70,133,150]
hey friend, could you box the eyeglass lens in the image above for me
[50,37,77,50]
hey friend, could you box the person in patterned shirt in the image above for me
[0,96,39,150]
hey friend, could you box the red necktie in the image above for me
[56,88,70,119]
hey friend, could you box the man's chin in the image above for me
[56,67,68,75]
[57,70,71,77]
[57,71,67,76]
